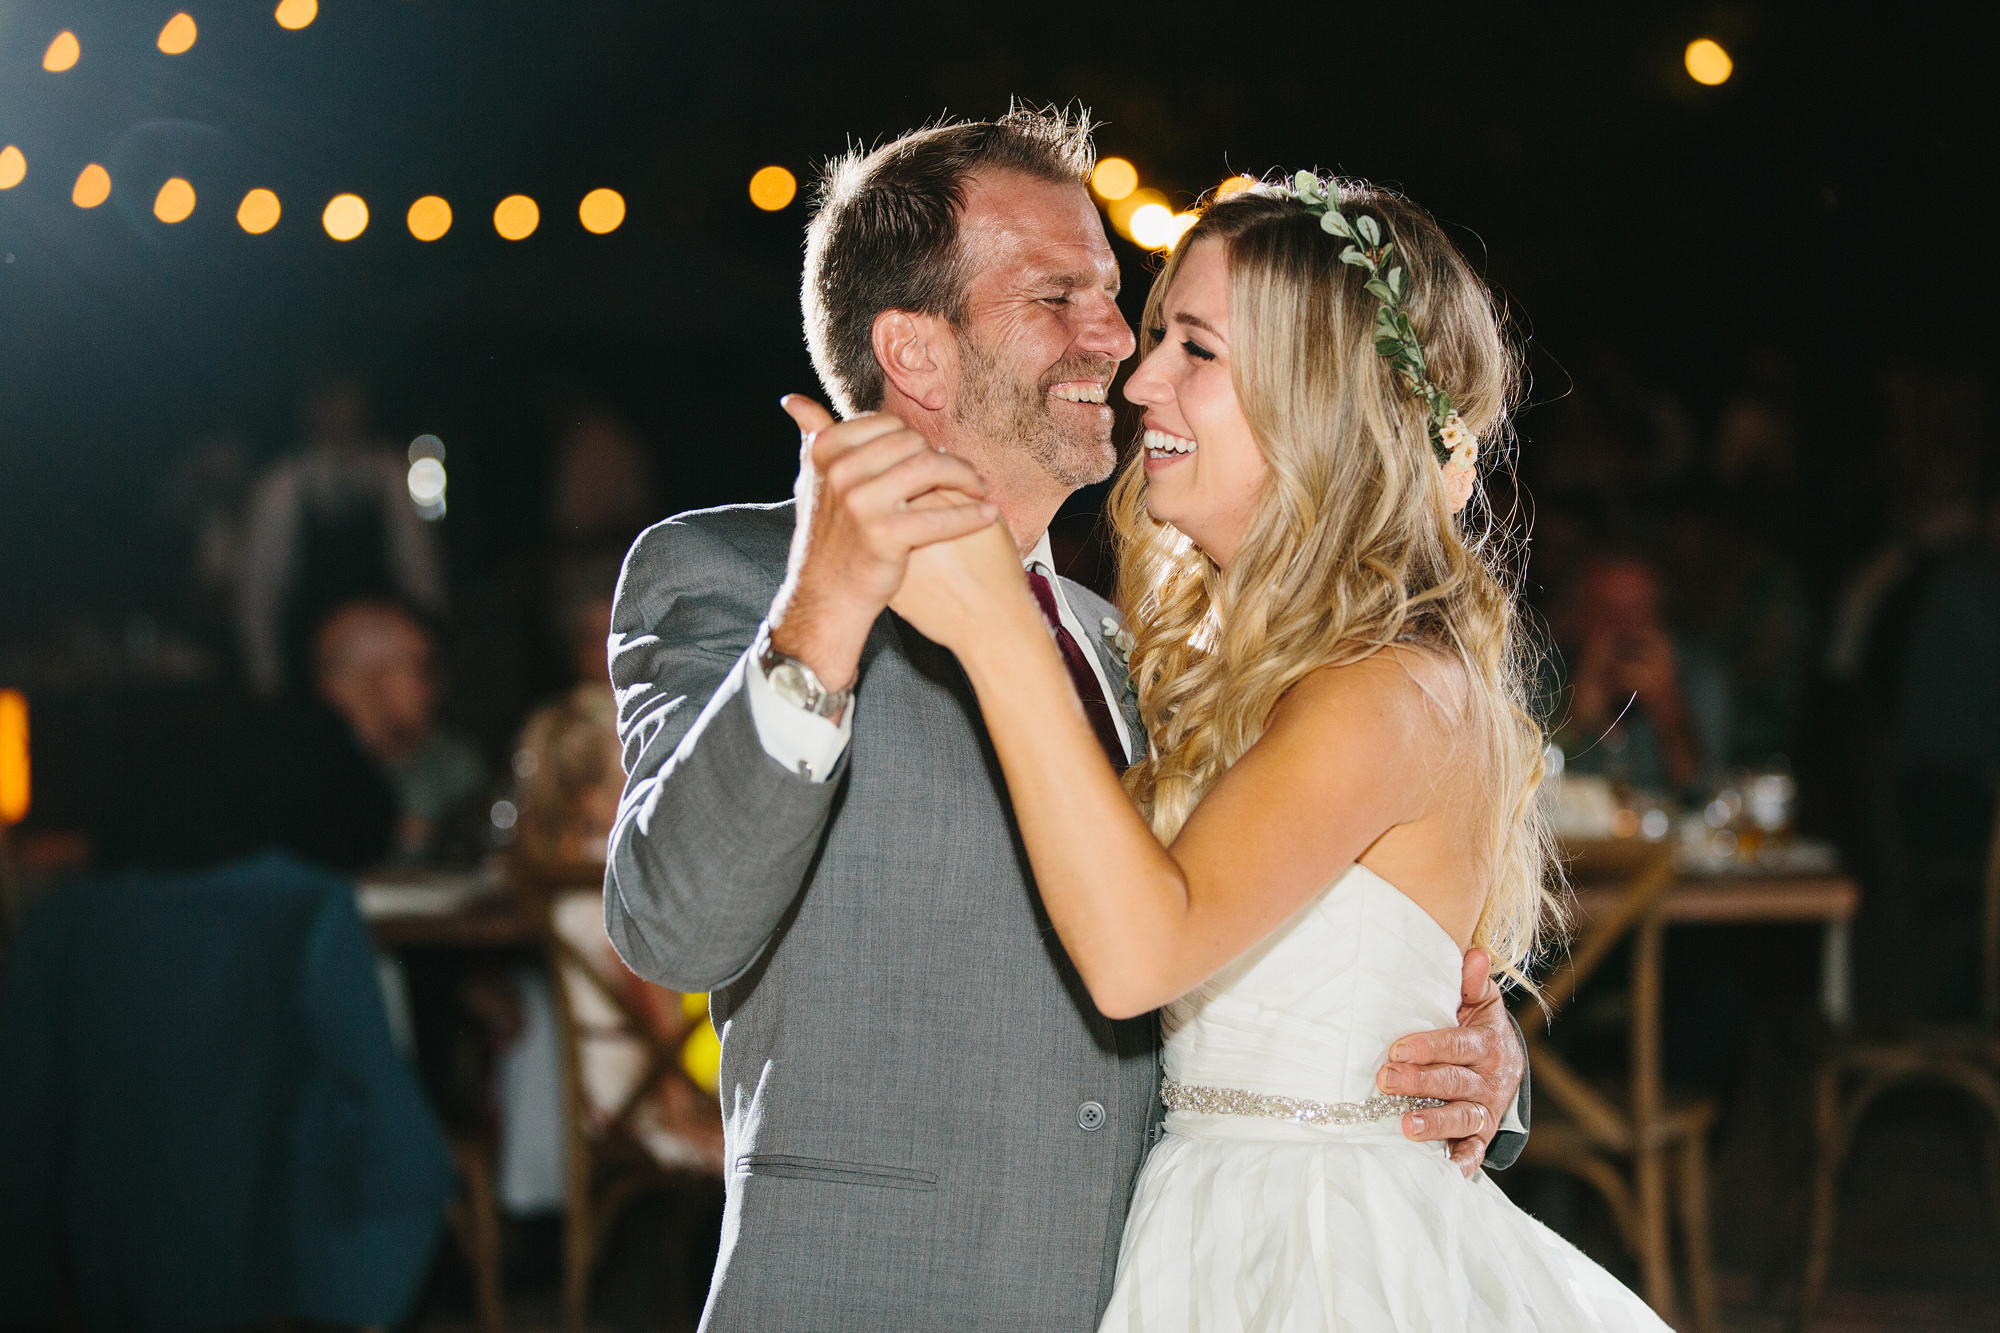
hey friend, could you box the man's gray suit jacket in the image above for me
[605,501,1157,1330]
[604,499,1529,1331]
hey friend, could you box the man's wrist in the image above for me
[755,623,853,724]
[767,595,869,693]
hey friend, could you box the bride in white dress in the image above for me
[889,174,1667,1330]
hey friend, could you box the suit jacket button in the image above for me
[1078,1100,1107,1131]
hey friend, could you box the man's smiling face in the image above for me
[947,170,1136,490]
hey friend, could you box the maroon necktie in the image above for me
[1026,568,1128,771]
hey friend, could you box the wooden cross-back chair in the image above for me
[1797,786,2000,1330]
[1515,839,1720,1333]
[519,861,724,1333]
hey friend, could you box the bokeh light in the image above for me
[1214,175,1256,199]
[407,458,446,504]
[1127,206,1199,252]
[1128,203,1175,249]
[322,193,369,241]
[157,13,198,54]
[0,147,25,191]
[493,194,539,240]
[1091,157,1138,202]
[71,164,111,209]
[578,187,625,234]
[748,165,796,211]
[152,178,196,224]
[407,437,447,520]
[274,0,318,30]
[407,195,452,241]
[237,188,281,234]
[0,689,29,826]
[42,31,80,72]
[1685,38,1733,85]
[1108,186,1166,241]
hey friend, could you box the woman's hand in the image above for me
[888,512,1039,654]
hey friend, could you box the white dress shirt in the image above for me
[746,531,1131,780]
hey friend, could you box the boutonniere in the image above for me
[1099,618,1139,706]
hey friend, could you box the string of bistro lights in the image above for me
[0,13,1736,245]
[1,9,632,240]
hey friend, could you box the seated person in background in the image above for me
[511,655,725,1175]
[1550,554,1731,801]
[313,600,486,867]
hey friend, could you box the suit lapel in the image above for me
[1061,578,1147,766]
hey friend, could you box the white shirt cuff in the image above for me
[743,643,853,783]
[1499,1100,1526,1136]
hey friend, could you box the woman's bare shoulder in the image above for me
[1276,644,1469,737]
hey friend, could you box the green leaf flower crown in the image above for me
[1271,172,1472,472]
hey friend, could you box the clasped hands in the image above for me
[769,396,1016,689]
[774,395,1520,1176]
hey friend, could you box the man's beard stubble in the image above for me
[952,335,1117,492]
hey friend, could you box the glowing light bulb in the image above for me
[1214,175,1256,199]
[43,31,80,72]
[493,194,539,240]
[407,195,452,241]
[748,166,796,212]
[153,178,196,224]
[274,0,318,30]
[323,193,368,241]
[157,13,198,54]
[238,188,282,234]
[1163,212,1199,249]
[1685,38,1733,86]
[0,147,25,191]
[578,187,625,234]
[72,164,111,209]
[1091,157,1138,202]
[0,689,28,826]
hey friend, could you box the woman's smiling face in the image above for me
[1121,237,1269,567]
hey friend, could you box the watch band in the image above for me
[755,623,852,721]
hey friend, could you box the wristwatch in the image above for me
[755,622,852,722]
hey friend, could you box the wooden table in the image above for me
[357,872,540,951]
[1533,845,1861,1329]
[1569,870,1860,1027]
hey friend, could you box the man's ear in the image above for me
[872,309,952,413]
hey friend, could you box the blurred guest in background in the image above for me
[239,377,445,698]
[313,599,484,867]
[1551,553,1731,801]
[512,679,620,872]
[1661,496,1810,770]
[508,662,726,1183]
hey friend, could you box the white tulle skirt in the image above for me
[1099,1114,1670,1332]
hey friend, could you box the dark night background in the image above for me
[4,1,1995,639]
[5,2,2000,1325]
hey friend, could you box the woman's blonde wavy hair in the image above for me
[1109,178,1562,989]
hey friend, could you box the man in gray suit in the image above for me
[606,106,1528,1330]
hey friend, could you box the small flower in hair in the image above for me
[1439,412,1470,455]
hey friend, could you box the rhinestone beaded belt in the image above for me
[1160,1076,1445,1127]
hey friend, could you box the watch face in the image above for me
[770,661,812,708]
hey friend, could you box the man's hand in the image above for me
[769,396,996,690]
[1377,947,1525,1178]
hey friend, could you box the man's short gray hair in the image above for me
[801,103,1096,419]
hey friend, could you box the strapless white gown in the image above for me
[1098,864,1670,1331]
